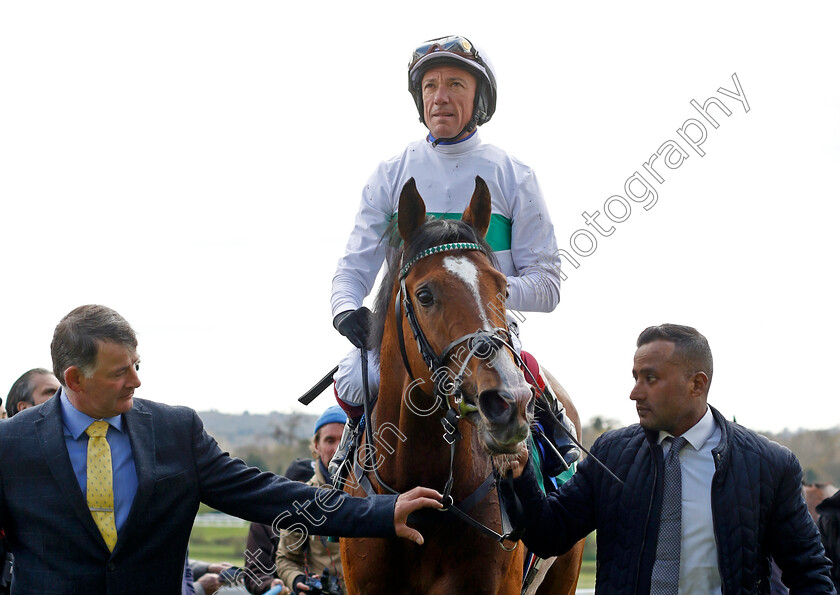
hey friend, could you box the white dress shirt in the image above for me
[659,406,723,594]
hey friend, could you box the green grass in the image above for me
[188,524,250,564]
[188,524,600,589]
[577,560,596,589]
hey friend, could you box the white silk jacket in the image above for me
[331,133,563,318]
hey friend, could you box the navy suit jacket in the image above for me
[0,395,397,594]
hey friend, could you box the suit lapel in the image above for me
[116,400,156,553]
[34,392,109,549]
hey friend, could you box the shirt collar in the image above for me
[426,131,481,154]
[657,405,716,451]
[59,388,124,440]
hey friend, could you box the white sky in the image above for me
[1,2,838,433]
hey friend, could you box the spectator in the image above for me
[0,531,9,595]
[818,489,840,591]
[510,323,834,593]
[187,558,245,595]
[6,367,60,417]
[275,406,346,594]
[0,304,442,593]
[0,367,62,592]
[243,460,314,594]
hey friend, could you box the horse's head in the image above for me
[392,176,534,455]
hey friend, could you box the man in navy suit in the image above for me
[0,305,441,594]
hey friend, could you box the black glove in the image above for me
[333,307,372,349]
[292,573,307,594]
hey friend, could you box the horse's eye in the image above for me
[416,288,435,307]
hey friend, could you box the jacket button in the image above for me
[108,562,116,571]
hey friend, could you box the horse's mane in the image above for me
[369,215,498,348]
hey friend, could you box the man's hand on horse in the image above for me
[393,486,444,545]
[334,307,372,349]
[494,440,530,480]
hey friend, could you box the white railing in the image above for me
[193,512,248,527]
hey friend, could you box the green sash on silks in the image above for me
[391,212,513,252]
[528,434,575,494]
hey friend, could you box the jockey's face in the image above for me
[629,340,707,437]
[421,65,476,141]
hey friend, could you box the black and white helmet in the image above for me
[408,35,497,136]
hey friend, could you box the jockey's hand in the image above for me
[394,486,443,545]
[334,307,372,349]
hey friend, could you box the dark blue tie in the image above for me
[651,435,688,595]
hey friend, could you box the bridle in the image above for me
[396,242,520,415]
[356,241,527,548]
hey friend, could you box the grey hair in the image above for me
[51,305,138,385]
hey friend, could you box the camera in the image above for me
[303,568,342,595]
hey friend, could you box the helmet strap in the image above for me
[430,120,477,147]
[429,95,481,147]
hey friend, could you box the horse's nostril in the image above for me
[479,390,513,423]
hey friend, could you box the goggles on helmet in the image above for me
[408,35,482,71]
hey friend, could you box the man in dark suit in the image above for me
[508,324,834,593]
[0,305,441,594]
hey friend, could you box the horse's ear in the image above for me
[398,177,427,241]
[462,176,491,238]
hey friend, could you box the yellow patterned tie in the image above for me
[85,420,117,552]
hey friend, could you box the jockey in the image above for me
[329,35,578,476]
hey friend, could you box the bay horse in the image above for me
[804,482,838,523]
[339,176,583,594]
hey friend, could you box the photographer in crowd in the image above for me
[275,407,346,594]
[243,458,316,593]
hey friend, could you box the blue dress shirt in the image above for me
[60,389,138,534]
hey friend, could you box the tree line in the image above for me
[199,410,840,486]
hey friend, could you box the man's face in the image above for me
[315,422,345,469]
[30,373,60,406]
[630,340,703,436]
[422,65,477,140]
[75,341,141,419]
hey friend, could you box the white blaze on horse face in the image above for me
[443,256,492,329]
[442,255,525,392]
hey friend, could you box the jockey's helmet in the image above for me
[408,35,497,137]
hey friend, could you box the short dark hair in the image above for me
[6,368,52,418]
[51,305,138,386]
[637,323,713,389]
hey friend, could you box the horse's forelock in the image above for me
[404,217,495,265]
[369,216,497,349]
